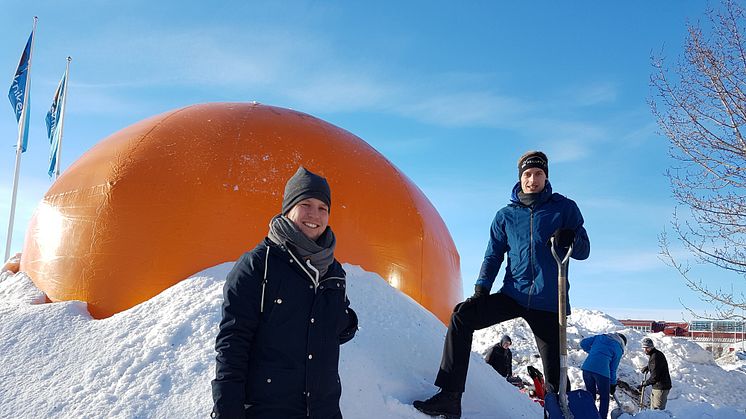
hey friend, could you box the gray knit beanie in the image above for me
[282,167,331,215]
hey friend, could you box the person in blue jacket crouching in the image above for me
[581,332,627,418]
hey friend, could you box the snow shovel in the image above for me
[544,238,600,419]
[610,393,624,419]
[638,372,648,411]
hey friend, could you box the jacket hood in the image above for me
[606,332,626,354]
[510,180,553,205]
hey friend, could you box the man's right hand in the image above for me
[468,285,489,301]
[641,366,649,374]
[455,285,489,311]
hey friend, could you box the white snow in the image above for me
[1,264,745,418]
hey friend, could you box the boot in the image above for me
[413,389,462,419]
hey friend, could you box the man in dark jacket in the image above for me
[414,151,590,419]
[639,337,672,410]
[211,167,358,418]
[485,335,513,378]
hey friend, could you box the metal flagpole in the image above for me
[54,57,71,180]
[4,17,37,263]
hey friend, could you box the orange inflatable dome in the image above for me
[20,103,462,323]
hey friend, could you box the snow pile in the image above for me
[717,350,746,374]
[1,264,745,418]
[0,265,541,418]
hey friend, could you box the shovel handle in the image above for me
[550,237,574,266]
[552,237,574,419]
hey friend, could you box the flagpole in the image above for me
[4,16,37,263]
[54,57,71,180]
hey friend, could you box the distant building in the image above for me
[619,318,746,355]
[689,320,746,343]
[619,319,665,333]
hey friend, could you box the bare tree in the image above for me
[652,0,746,320]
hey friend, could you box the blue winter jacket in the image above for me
[580,333,625,384]
[475,181,590,313]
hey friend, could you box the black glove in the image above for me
[641,366,649,374]
[339,308,359,345]
[636,384,646,391]
[455,285,489,312]
[471,285,489,299]
[610,384,617,395]
[548,228,575,249]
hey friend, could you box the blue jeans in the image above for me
[583,370,610,418]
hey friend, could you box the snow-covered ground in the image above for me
[717,350,746,374]
[1,264,745,418]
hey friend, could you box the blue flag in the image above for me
[8,31,33,153]
[46,71,67,177]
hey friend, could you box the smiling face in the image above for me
[520,167,547,194]
[286,197,330,241]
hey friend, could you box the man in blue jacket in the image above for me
[414,151,590,419]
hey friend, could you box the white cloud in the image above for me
[575,248,668,275]
[570,81,619,106]
[396,91,531,127]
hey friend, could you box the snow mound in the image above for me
[0,269,46,304]
[0,264,542,418]
[718,350,746,375]
[1,264,744,418]
[473,310,746,418]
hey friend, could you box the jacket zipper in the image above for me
[284,247,345,418]
[286,248,344,292]
[260,246,270,313]
[526,206,535,310]
[287,249,319,292]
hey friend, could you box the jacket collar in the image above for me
[510,180,553,207]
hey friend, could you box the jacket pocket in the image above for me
[247,367,305,405]
[312,371,342,409]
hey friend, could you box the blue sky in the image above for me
[1,1,736,321]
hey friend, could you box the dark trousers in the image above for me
[434,293,561,393]
[583,370,610,418]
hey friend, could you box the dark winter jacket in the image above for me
[476,181,590,313]
[643,348,672,390]
[211,239,358,419]
[580,333,624,384]
[485,344,512,378]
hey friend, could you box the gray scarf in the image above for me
[267,214,336,278]
[517,191,540,207]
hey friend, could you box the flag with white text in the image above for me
[8,31,33,153]
[46,71,67,177]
